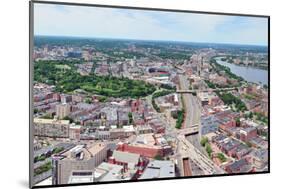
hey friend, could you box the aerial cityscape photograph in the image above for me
[31,2,269,187]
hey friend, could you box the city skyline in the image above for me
[32,36,269,186]
[34,3,268,46]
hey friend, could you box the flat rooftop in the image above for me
[140,160,175,179]
[68,175,94,184]
[62,143,107,161]
[34,118,70,125]
[131,133,169,149]
[133,133,158,148]
[112,150,140,165]
[95,162,123,182]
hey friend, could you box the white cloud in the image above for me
[34,3,268,45]
[34,4,175,40]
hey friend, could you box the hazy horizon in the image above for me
[34,35,268,47]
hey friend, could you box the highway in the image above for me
[178,75,202,149]
[147,71,223,176]
[178,75,200,129]
[177,134,216,175]
[177,74,220,175]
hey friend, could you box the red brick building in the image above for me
[116,134,172,158]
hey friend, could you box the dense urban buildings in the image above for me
[32,35,268,186]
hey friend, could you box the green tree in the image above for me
[200,137,209,147]
[63,116,74,123]
[175,109,185,129]
[128,112,133,124]
[205,143,213,157]
[154,154,164,160]
[84,98,92,104]
[235,118,241,127]
[217,153,227,162]
[246,142,252,147]
[53,147,64,154]
[34,162,52,176]
[34,60,156,98]
[249,112,253,119]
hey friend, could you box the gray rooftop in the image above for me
[140,160,175,179]
[112,151,140,165]
[96,162,123,182]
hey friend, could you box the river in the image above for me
[215,57,268,85]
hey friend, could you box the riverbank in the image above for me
[214,57,268,85]
[220,57,268,71]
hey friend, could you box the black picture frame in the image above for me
[29,1,270,188]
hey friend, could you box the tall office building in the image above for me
[52,143,108,185]
[56,103,71,119]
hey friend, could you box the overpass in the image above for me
[176,87,238,94]
[177,125,199,136]
[177,134,216,175]
[174,65,185,74]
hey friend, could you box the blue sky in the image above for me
[34,3,268,46]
